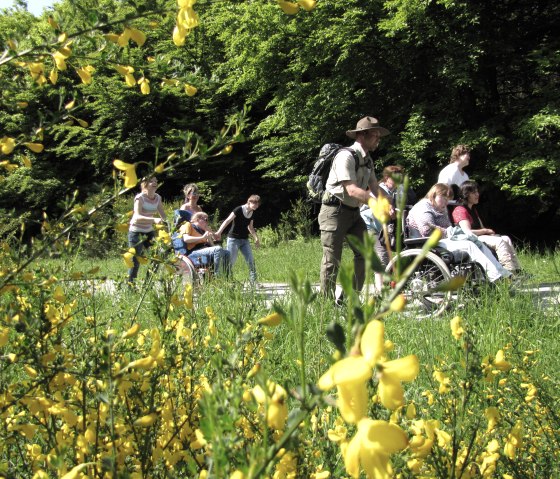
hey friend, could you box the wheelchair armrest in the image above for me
[403,237,431,248]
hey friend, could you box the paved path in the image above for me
[78,278,560,312]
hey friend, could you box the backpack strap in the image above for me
[339,147,368,171]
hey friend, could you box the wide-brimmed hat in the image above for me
[346,116,390,139]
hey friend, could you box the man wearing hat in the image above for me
[319,116,390,298]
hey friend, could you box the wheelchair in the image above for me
[385,209,487,319]
[171,212,214,285]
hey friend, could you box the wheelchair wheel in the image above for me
[175,255,197,285]
[386,249,452,319]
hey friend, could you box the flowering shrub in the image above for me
[2,242,559,479]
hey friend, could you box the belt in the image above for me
[323,200,359,211]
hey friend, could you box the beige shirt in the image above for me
[325,142,373,208]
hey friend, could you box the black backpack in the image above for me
[306,143,360,204]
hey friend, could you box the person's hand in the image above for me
[213,232,221,241]
[485,228,495,235]
[154,217,162,224]
[254,237,260,248]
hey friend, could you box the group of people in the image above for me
[126,115,522,294]
[126,179,261,285]
[319,116,522,299]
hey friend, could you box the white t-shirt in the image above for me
[437,163,469,187]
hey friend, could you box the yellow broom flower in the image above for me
[1,137,16,155]
[23,142,44,153]
[76,67,92,85]
[139,77,150,95]
[450,315,465,340]
[278,0,300,14]
[343,418,408,479]
[134,413,158,427]
[113,159,138,188]
[297,0,316,11]
[184,83,197,96]
[129,27,147,47]
[257,312,283,327]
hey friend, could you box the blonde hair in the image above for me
[191,212,208,222]
[425,183,452,205]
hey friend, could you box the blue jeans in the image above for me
[127,230,156,283]
[227,237,256,283]
[188,246,231,277]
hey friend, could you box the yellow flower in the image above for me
[173,24,188,47]
[125,73,136,87]
[368,195,391,224]
[220,144,233,155]
[343,418,408,479]
[318,356,371,423]
[61,463,95,479]
[134,412,158,427]
[504,420,522,459]
[450,315,464,340]
[139,77,150,95]
[278,0,300,14]
[184,83,198,96]
[433,370,451,394]
[0,327,9,347]
[52,51,67,70]
[297,0,316,10]
[122,323,140,339]
[177,6,199,29]
[123,248,135,268]
[49,68,58,84]
[1,137,16,155]
[76,67,93,85]
[23,142,44,153]
[115,64,134,75]
[184,283,193,309]
[230,470,244,479]
[113,159,138,188]
[257,312,283,327]
[389,294,406,312]
[485,406,500,432]
[360,320,419,410]
[105,33,120,43]
[128,27,147,46]
[252,381,288,430]
[494,349,512,371]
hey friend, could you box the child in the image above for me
[127,176,166,284]
[215,195,261,283]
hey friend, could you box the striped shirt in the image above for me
[129,193,161,233]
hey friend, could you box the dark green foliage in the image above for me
[1,0,559,241]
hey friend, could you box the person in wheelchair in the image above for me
[176,212,231,277]
[407,183,512,283]
[452,180,521,274]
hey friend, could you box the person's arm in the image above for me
[341,181,374,204]
[248,220,260,248]
[459,220,494,236]
[368,173,380,199]
[157,197,167,222]
[182,224,211,246]
[215,211,236,236]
